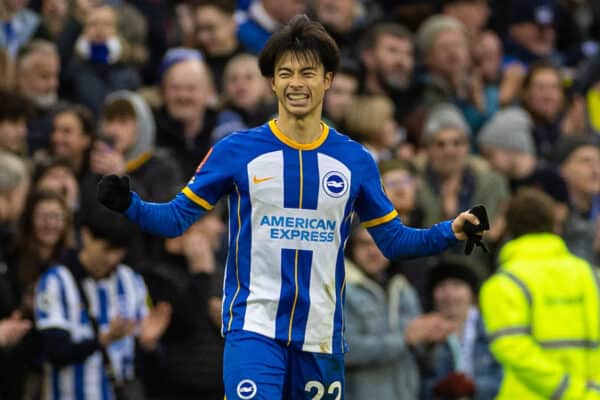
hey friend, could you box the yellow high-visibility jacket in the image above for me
[480,233,600,399]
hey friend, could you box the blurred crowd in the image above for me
[0,0,600,399]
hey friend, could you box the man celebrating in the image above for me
[97,15,484,400]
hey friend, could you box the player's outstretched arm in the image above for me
[367,210,484,260]
[97,175,204,237]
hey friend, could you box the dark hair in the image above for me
[33,157,77,185]
[522,61,562,91]
[378,158,417,176]
[80,204,138,249]
[192,0,236,14]
[103,98,136,121]
[359,22,412,54]
[18,189,72,287]
[259,14,340,77]
[506,188,555,238]
[0,90,31,123]
[53,103,96,140]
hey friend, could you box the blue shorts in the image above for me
[223,330,345,400]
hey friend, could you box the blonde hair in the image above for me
[343,95,394,143]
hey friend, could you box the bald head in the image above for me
[162,60,214,123]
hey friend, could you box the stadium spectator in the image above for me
[0,91,30,156]
[344,226,454,400]
[236,0,307,54]
[15,39,63,152]
[417,15,496,134]
[504,0,562,66]
[521,62,571,159]
[0,48,15,90]
[211,53,276,143]
[360,22,425,146]
[477,107,569,229]
[422,260,502,400]
[64,5,141,116]
[441,0,490,40]
[480,188,600,399]
[143,210,225,400]
[34,157,80,213]
[155,49,218,177]
[0,151,32,400]
[555,136,600,265]
[94,90,183,203]
[417,103,510,277]
[312,0,376,58]
[0,0,39,56]
[343,95,403,163]
[34,206,172,400]
[41,104,95,180]
[191,0,246,94]
[323,58,360,128]
[33,0,70,40]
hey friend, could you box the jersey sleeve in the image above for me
[35,270,70,331]
[353,150,397,228]
[133,273,149,322]
[181,137,236,211]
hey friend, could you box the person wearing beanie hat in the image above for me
[154,47,219,177]
[555,136,600,265]
[478,107,569,211]
[417,103,510,278]
[479,188,600,399]
[422,259,502,400]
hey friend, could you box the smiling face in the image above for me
[32,199,67,248]
[271,52,333,120]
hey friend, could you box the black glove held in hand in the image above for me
[463,205,490,255]
[97,175,132,213]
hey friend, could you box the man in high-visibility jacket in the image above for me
[480,188,600,400]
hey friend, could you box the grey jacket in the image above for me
[344,261,423,400]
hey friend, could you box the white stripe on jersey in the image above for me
[302,153,351,352]
[245,150,285,336]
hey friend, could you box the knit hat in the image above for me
[422,103,470,144]
[510,0,555,26]
[428,260,480,297]
[158,47,204,82]
[477,107,535,155]
[552,135,600,165]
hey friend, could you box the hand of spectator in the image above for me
[90,143,127,176]
[183,230,217,274]
[499,62,526,106]
[0,311,32,348]
[451,210,482,241]
[97,175,132,213]
[405,313,455,345]
[561,95,586,136]
[434,372,476,398]
[99,316,136,347]
[139,302,172,351]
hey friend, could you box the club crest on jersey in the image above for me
[322,171,348,198]
[237,379,257,399]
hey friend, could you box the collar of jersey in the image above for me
[268,119,329,150]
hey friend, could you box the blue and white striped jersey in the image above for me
[183,120,401,354]
[34,263,148,400]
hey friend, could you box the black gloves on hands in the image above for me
[97,175,132,213]
[463,205,490,255]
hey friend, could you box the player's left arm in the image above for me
[354,152,478,259]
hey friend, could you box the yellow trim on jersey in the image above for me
[227,183,242,331]
[126,151,153,172]
[182,187,214,210]
[361,209,398,228]
[268,119,329,150]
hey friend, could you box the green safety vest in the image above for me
[480,233,600,400]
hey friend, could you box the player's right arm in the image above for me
[98,140,234,238]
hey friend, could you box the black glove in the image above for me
[97,175,132,213]
[463,205,490,255]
